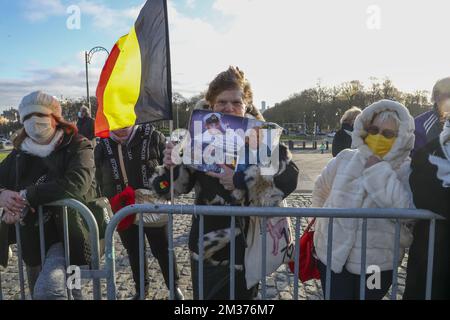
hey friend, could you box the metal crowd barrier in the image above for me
[105,204,444,301]
[0,199,101,300]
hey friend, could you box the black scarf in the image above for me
[101,124,155,194]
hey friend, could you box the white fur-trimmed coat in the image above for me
[313,100,416,274]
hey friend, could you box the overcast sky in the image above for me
[1,0,450,111]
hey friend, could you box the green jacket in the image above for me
[0,132,99,267]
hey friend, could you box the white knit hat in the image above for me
[18,91,62,123]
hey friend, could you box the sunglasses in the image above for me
[366,125,398,139]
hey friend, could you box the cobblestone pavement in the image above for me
[0,192,408,300]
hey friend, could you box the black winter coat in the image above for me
[94,124,166,199]
[332,123,354,157]
[76,116,95,141]
[404,138,450,299]
[0,132,97,267]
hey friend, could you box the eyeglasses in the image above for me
[366,125,398,139]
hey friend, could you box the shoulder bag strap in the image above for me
[305,218,316,233]
[117,144,129,187]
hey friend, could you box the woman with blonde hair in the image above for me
[313,100,415,299]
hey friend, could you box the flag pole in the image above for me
[164,0,176,300]
[168,119,175,300]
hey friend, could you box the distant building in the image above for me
[261,101,267,112]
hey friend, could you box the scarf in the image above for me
[101,124,154,194]
[21,129,64,158]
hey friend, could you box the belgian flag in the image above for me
[95,0,173,138]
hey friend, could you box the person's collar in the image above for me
[342,123,353,131]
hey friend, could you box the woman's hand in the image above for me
[0,190,26,216]
[365,155,382,169]
[1,210,21,225]
[206,164,236,191]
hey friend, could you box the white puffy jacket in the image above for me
[313,100,415,274]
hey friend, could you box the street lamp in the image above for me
[85,46,109,110]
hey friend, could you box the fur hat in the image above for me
[18,91,62,123]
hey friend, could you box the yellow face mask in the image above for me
[364,134,396,158]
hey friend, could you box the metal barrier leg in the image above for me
[325,217,334,300]
[139,213,145,300]
[198,213,204,300]
[293,217,301,300]
[425,219,436,300]
[359,218,368,300]
[38,206,46,269]
[168,209,175,300]
[62,206,71,300]
[198,214,205,300]
[391,220,401,300]
[105,232,117,300]
[15,224,26,300]
[169,162,176,300]
[230,216,236,300]
[261,217,267,300]
[86,218,101,301]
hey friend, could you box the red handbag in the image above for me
[288,218,321,282]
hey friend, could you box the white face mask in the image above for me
[24,116,56,144]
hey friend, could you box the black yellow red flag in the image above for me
[95,0,173,138]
